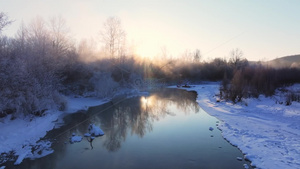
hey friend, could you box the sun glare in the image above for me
[141,96,148,104]
[141,96,155,111]
[134,42,160,59]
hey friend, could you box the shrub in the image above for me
[89,72,119,98]
[220,64,300,103]
[285,91,300,106]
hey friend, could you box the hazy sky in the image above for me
[1,0,300,61]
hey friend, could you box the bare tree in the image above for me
[49,16,72,57]
[0,12,12,56]
[229,48,248,69]
[193,49,201,62]
[100,16,126,60]
[12,21,30,56]
[78,38,97,62]
[0,12,12,34]
[181,49,192,62]
[160,46,169,60]
[181,49,201,62]
[26,16,51,56]
[229,48,243,66]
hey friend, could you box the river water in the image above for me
[8,88,252,169]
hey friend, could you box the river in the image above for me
[7,88,252,169]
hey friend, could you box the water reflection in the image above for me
[93,88,199,151]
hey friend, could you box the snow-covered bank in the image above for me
[0,96,108,166]
[178,83,300,169]
[64,97,109,113]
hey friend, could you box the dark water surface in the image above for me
[8,88,252,169]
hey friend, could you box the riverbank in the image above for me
[0,87,149,167]
[178,83,300,169]
[0,96,109,166]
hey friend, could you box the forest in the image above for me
[1,12,300,117]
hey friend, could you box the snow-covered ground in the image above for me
[177,83,300,169]
[64,97,109,113]
[0,96,108,166]
[1,84,300,169]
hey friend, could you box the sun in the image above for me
[134,43,159,59]
[141,96,148,104]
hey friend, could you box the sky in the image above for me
[0,0,300,61]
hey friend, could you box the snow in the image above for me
[84,133,91,137]
[175,83,300,169]
[27,141,53,159]
[243,164,249,169]
[14,149,30,165]
[70,124,104,144]
[88,124,104,136]
[236,157,243,161]
[0,96,107,165]
[0,111,59,165]
[70,135,83,143]
[65,97,109,113]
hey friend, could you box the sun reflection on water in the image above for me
[141,96,153,111]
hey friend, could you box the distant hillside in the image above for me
[265,54,300,68]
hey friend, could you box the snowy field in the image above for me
[177,83,300,169]
[0,97,108,166]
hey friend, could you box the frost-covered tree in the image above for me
[100,16,126,60]
[77,38,98,62]
[49,16,73,58]
[0,12,12,34]
[0,16,71,116]
[25,16,52,57]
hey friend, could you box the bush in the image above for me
[89,72,119,98]
[220,64,300,103]
[285,91,300,106]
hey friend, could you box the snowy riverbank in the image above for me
[179,83,300,169]
[0,96,108,166]
[1,84,299,168]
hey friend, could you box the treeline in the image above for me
[1,13,300,117]
[148,49,300,104]
[146,48,248,83]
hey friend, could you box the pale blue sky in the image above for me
[1,0,299,61]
